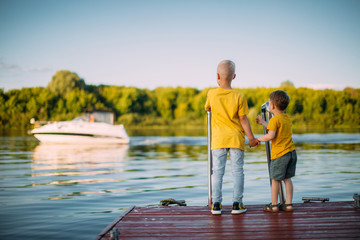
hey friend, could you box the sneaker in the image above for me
[231,202,247,214]
[211,202,222,215]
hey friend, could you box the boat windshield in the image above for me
[72,117,87,122]
[82,111,114,124]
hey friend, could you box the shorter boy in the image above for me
[256,90,297,212]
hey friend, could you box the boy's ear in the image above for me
[233,74,236,80]
[270,102,275,110]
[217,73,220,80]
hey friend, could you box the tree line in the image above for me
[1,70,359,131]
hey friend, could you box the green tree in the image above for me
[174,87,198,118]
[192,88,211,117]
[64,89,102,116]
[116,87,153,115]
[154,87,178,119]
[0,89,7,129]
[47,70,85,96]
[280,80,295,88]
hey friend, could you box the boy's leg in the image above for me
[211,148,228,203]
[229,148,245,203]
[282,150,296,210]
[271,179,280,210]
[263,179,280,212]
[283,178,293,206]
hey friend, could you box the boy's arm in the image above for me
[257,130,276,142]
[256,115,268,128]
[239,115,259,147]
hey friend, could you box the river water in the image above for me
[0,132,359,239]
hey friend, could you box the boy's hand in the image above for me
[256,115,264,125]
[249,138,260,148]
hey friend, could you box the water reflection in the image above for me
[33,143,129,163]
[31,144,129,186]
[129,144,208,162]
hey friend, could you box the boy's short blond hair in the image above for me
[270,90,290,111]
[217,60,235,81]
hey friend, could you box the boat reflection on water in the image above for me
[31,144,129,181]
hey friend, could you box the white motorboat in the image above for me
[30,110,130,144]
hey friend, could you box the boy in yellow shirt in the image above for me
[205,60,259,215]
[256,90,297,212]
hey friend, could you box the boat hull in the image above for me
[32,133,129,144]
[31,121,130,144]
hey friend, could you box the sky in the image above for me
[0,0,359,91]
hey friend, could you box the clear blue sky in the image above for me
[1,0,359,91]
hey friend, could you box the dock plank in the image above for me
[96,201,360,239]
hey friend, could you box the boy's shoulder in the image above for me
[272,114,290,120]
[233,89,245,97]
[278,113,291,120]
[271,114,292,126]
[207,88,217,94]
[208,88,244,97]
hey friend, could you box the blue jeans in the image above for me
[211,148,245,203]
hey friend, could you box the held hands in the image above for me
[249,138,260,148]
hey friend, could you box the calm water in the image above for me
[0,132,360,239]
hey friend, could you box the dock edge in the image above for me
[94,205,136,240]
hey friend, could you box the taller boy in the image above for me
[205,60,259,215]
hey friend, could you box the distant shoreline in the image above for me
[1,86,359,131]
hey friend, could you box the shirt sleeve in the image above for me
[267,117,278,132]
[204,91,211,110]
[238,94,249,116]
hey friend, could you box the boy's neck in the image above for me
[218,80,232,89]
[272,109,285,116]
[220,86,232,90]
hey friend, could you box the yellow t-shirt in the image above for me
[267,114,295,160]
[205,88,248,150]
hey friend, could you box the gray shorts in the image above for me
[270,150,297,181]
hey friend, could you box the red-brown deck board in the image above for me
[96,201,360,239]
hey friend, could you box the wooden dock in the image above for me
[96,201,360,239]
